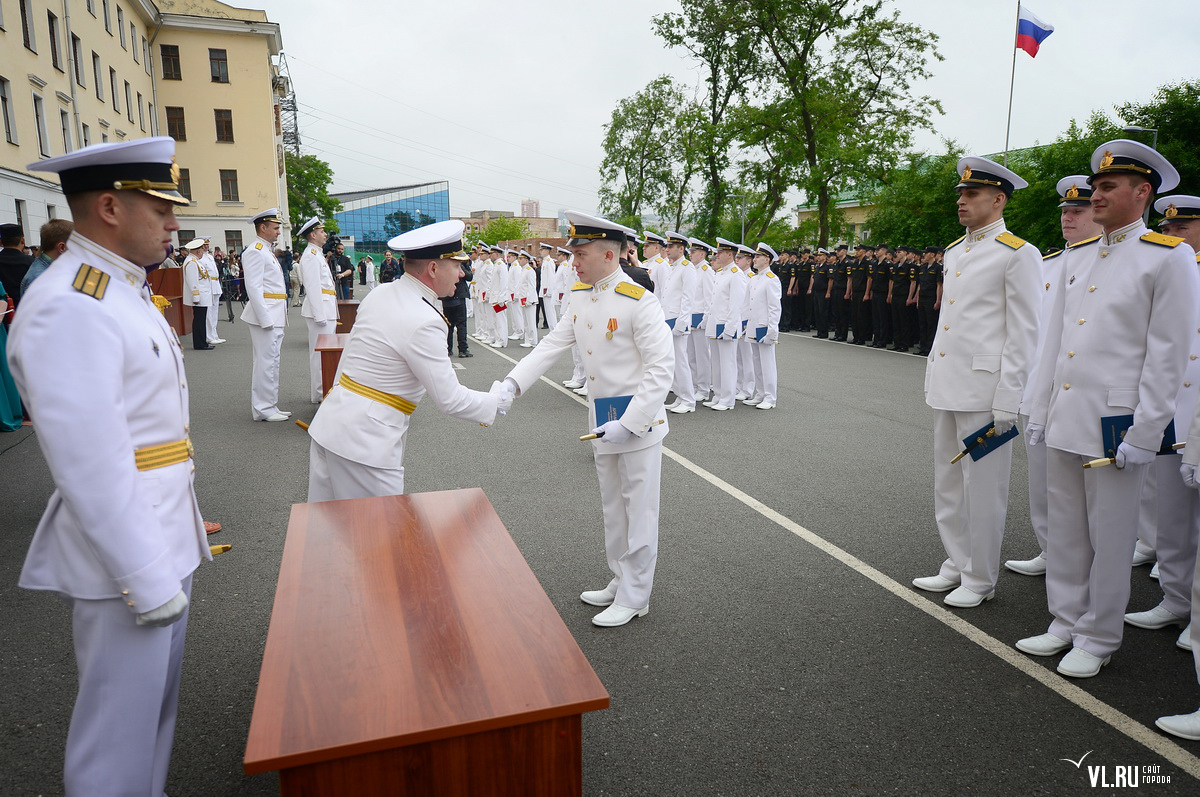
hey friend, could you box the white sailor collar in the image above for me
[69,232,150,290]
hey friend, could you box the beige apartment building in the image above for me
[0,0,287,257]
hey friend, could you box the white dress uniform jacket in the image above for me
[308,273,499,471]
[202,251,221,300]
[239,238,288,329]
[299,244,338,324]
[182,254,211,307]
[9,233,209,609]
[660,257,695,332]
[925,219,1041,414]
[706,265,748,339]
[748,267,782,342]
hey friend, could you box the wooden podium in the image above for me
[337,299,361,332]
[244,489,609,796]
[314,333,351,397]
[147,267,190,336]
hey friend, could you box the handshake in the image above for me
[489,378,518,417]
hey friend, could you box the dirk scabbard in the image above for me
[1084,442,1185,469]
[951,428,995,464]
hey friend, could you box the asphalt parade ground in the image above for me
[3,294,1200,796]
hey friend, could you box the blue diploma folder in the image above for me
[715,323,725,338]
[594,394,633,424]
[755,326,768,342]
[665,317,676,330]
[1100,414,1177,458]
[692,313,704,328]
[960,421,1019,462]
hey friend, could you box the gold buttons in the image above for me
[939,352,945,357]
[1088,286,1096,292]
[1191,354,1197,361]
[589,375,595,381]
[1100,251,1109,258]
[587,323,593,329]
[1068,351,1075,358]
[1078,319,1086,325]
[121,590,130,595]
[587,349,592,355]
[943,325,949,331]
[948,298,955,304]
[127,601,136,607]
[1187,382,1193,388]
[1063,384,1071,390]
[956,271,961,277]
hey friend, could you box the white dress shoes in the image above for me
[519,342,533,348]
[1015,633,1071,657]
[912,574,959,593]
[1057,648,1110,678]
[668,403,696,414]
[592,604,648,627]
[735,392,748,401]
[1150,562,1160,580]
[1124,604,1187,630]
[694,392,710,402]
[664,400,681,410]
[1179,624,1193,651]
[944,586,994,608]
[580,586,616,607]
[702,400,716,407]
[710,404,733,411]
[563,379,584,388]
[1156,709,1200,741]
[1004,553,1047,576]
[1131,549,1155,567]
[755,402,775,410]
[743,397,762,405]
[573,385,588,396]
[263,412,289,422]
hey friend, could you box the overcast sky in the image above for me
[256,0,1200,219]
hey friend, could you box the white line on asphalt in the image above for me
[480,341,1200,780]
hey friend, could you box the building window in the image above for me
[209,49,229,83]
[101,132,108,142]
[137,92,144,130]
[225,230,243,255]
[132,26,139,63]
[47,204,56,219]
[160,44,181,80]
[117,7,125,48]
[147,102,155,134]
[178,167,191,200]
[33,93,50,157]
[48,12,63,71]
[165,106,185,140]
[81,122,90,147]
[87,0,96,16]
[215,109,234,142]
[72,35,85,87]
[0,78,16,145]
[59,108,72,152]
[15,200,27,233]
[20,0,36,51]
[92,53,103,100]
[177,230,195,247]
[124,81,132,122]
[142,37,150,75]
[102,0,111,34]
[109,68,119,112]
[219,169,239,202]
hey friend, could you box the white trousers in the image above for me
[751,342,777,404]
[1020,412,1049,557]
[64,574,192,797]
[1045,446,1146,657]
[522,303,537,346]
[474,298,490,339]
[508,302,523,336]
[1136,460,1159,557]
[304,318,331,403]
[492,305,508,346]
[689,325,710,397]
[206,299,219,341]
[543,296,558,329]
[571,344,586,383]
[596,442,662,609]
[670,331,694,406]
[710,338,738,407]
[933,409,1013,595]
[737,336,754,395]
[247,324,285,420]
[308,440,405,502]
[1149,454,1199,618]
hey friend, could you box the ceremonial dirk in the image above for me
[1083,442,1185,469]
[950,428,995,464]
[581,418,665,441]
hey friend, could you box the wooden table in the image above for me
[244,489,609,796]
[147,267,190,336]
[314,333,351,397]
[337,299,361,332]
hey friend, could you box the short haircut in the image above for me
[40,218,74,251]
[0,229,22,247]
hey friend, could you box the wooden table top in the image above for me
[313,333,351,351]
[243,488,609,774]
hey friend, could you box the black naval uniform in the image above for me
[870,256,893,347]
[812,260,833,338]
[915,258,941,356]
[889,256,914,351]
[778,259,795,331]
[793,258,811,331]
[850,254,872,344]
[831,255,851,341]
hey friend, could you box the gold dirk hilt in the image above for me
[950,428,996,464]
[1084,442,1185,468]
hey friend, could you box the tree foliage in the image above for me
[1118,80,1200,194]
[285,153,342,236]
[477,216,530,246]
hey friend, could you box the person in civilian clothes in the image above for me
[502,211,673,627]
[1019,141,1197,678]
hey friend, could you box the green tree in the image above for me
[285,153,342,236]
[383,210,416,239]
[1117,80,1200,194]
[478,216,529,245]
[864,144,964,248]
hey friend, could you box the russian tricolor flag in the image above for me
[1016,4,1054,58]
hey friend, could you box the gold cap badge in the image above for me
[1100,151,1115,169]
[1065,185,1079,200]
[1165,204,1178,219]
[961,165,973,181]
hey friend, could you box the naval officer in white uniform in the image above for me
[11,136,210,797]
[747,242,782,409]
[503,211,674,627]
[914,156,1041,608]
[307,220,511,501]
[200,238,224,344]
[296,216,339,404]
[181,238,213,350]
[1020,141,1198,678]
[1006,176,1104,577]
[239,208,290,421]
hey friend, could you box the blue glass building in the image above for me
[332,182,451,251]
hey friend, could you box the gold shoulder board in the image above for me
[1140,231,1184,248]
[730,266,739,273]
[945,235,966,250]
[615,282,646,300]
[1067,235,1101,249]
[767,271,777,278]
[255,242,264,250]
[702,264,709,271]
[995,232,1027,250]
[72,264,110,300]
[571,281,593,291]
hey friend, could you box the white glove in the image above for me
[315,319,328,327]
[135,590,189,627]
[1025,423,1045,447]
[673,323,689,336]
[992,409,1018,435]
[1181,462,1199,489]
[489,380,515,416]
[1115,441,1156,469]
[591,419,633,445]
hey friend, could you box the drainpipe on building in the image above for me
[148,16,163,137]
[62,0,82,146]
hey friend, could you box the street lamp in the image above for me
[1122,125,1159,150]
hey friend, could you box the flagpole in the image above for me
[1003,1,1021,167]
